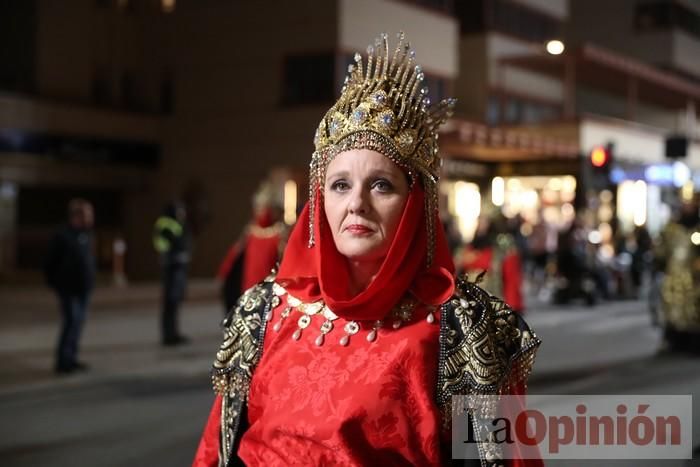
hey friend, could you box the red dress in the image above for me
[240,298,442,465]
[194,185,541,467]
[193,298,541,466]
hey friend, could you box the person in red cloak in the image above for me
[216,181,287,313]
[194,33,542,467]
[460,215,525,313]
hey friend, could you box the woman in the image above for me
[460,215,524,313]
[194,33,541,466]
[217,181,287,313]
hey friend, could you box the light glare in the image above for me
[546,40,565,55]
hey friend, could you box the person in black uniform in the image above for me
[44,199,96,374]
[153,201,190,346]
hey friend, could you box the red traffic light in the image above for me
[590,146,610,168]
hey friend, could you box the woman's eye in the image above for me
[372,179,393,192]
[330,180,350,192]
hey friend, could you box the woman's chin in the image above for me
[337,243,387,263]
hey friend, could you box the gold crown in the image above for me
[308,32,456,264]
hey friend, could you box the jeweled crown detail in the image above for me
[308,32,456,264]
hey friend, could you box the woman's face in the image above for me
[324,149,409,263]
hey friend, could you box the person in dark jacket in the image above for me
[153,201,190,346]
[44,199,96,374]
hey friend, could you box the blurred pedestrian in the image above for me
[460,214,524,312]
[216,181,287,313]
[153,201,190,346]
[528,210,557,294]
[631,224,652,293]
[654,198,700,351]
[44,199,96,374]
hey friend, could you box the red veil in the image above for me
[277,182,455,321]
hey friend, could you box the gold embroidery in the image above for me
[438,273,541,401]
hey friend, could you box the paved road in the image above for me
[1,291,698,466]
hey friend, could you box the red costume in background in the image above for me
[461,243,524,312]
[216,209,285,312]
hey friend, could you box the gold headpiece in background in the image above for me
[308,32,456,264]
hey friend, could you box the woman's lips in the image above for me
[345,224,374,235]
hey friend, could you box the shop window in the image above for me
[423,74,448,103]
[456,0,561,42]
[488,93,561,124]
[281,53,335,106]
[635,1,700,40]
[486,96,501,125]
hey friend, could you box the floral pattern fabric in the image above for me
[238,296,443,466]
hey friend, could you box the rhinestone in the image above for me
[273,321,282,332]
[424,97,431,106]
[367,45,374,54]
[347,64,355,73]
[381,32,388,40]
[367,329,377,342]
[344,321,360,335]
[320,320,333,333]
[371,92,386,105]
[354,52,362,62]
[426,312,435,324]
[352,108,367,123]
[298,315,311,329]
[409,49,416,59]
[392,320,402,329]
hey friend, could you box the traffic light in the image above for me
[588,143,614,190]
[590,145,611,169]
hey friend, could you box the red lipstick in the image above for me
[345,224,373,235]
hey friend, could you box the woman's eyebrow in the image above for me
[326,170,349,180]
[368,169,399,179]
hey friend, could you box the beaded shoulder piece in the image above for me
[211,272,278,467]
[436,274,540,466]
[437,273,540,404]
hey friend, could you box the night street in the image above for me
[1,287,698,467]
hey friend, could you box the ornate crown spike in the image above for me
[308,32,457,265]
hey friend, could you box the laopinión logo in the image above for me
[451,395,692,460]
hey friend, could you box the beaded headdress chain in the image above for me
[309,32,456,265]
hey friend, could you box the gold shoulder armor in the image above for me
[438,273,541,403]
[211,273,277,397]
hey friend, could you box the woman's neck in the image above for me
[346,259,382,295]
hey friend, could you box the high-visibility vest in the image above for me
[153,216,183,253]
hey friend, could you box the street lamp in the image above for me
[546,39,565,55]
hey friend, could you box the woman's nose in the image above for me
[347,187,369,214]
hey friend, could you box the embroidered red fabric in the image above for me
[239,296,443,465]
[193,304,543,467]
